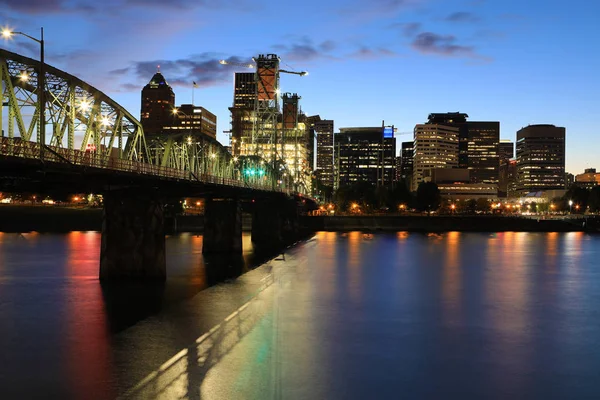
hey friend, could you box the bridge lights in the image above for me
[78,99,90,112]
[19,71,29,81]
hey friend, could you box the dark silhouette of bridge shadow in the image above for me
[118,272,275,400]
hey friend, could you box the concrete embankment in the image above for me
[0,206,247,233]
[302,215,590,232]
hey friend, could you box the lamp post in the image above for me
[569,199,573,214]
[2,27,44,160]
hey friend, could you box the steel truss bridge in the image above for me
[0,48,307,197]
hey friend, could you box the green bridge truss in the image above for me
[0,48,300,193]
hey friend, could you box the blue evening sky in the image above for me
[1,0,598,173]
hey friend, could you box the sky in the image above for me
[1,0,599,173]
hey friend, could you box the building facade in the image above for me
[575,168,600,190]
[412,124,459,191]
[499,140,514,165]
[336,127,396,187]
[140,71,175,137]
[229,72,256,156]
[315,120,335,188]
[466,121,500,184]
[516,124,566,193]
[400,141,414,190]
[162,104,217,139]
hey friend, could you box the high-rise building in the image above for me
[499,140,514,165]
[499,159,517,197]
[280,93,310,190]
[229,72,255,156]
[140,70,175,137]
[163,104,217,139]
[412,124,459,191]
[302,114,321,172]
[336,127,396,187]
[395,156,402,182]
[400,141,414,189]
[427,112,469,168]
[565,172,575,189]
[466,122,500,184]
[315,120,335,188]
[425,113,499,185]
[516,124,566,193]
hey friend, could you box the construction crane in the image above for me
[219,59,308,76]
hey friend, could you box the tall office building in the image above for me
[466,121,500,184]
[229,72,256,156]
[499,140,514,165]
[315,120,335,187]
[140,70,175,137]
[516,124,566,193]
[336,127,396,187]
[427,113,469,168]
[426,113,499,185]
[302,114,321,172]
[400,141,414,189]
[412,124,459,191]
[395,156,402,182]
[280,93,310,190]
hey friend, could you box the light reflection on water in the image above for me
[2,231,600,398]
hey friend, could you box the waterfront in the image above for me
[1,231,600,399]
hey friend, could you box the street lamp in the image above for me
[569,199,573,214]
[2,27,45,160]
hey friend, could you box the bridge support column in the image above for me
[202,198,242,254]
[100,189,166,281]
[252,197,299,251]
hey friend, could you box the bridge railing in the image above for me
[0,137,293,195]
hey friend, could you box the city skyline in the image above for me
[1,0,598,174]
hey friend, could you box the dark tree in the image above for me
[588,187,600,212]
[416,182,441,214]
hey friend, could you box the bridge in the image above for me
[0,48,317,281]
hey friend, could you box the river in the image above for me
[1,231,600,399]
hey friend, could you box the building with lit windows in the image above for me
[229,72,256,156]
[315,120,335,187]
[467,121,500,184]
[516,124,566,193]
[400,141,414,189]
[425,113,500,185]
[163,104,217,139]
[499,140,514,164]
[336,127,396,187]
[140,71,175,137]
[412,124,459,191]
[575,168,600,190]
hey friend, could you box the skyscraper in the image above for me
[400,141,414,189]
[499,140,514,165]
[466,121,500,184]
[425,113,499,185]
[336,127,396,187]
[516,124,566,192]
[412,124,459,191]
[140,70,175,137]
[315,120,335,188]
[162,104,217,139]
[229,72,255,156]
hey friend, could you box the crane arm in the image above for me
[279,69,308,76]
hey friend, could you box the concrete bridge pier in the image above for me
[100,189,166,281]
[251,197,299,251]
[202,198,242,254]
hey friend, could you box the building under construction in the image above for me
[226,54,311,192]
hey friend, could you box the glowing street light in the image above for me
[2,27,45,159]
[19,71,29,81]
[569,199,573,214]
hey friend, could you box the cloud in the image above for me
[391,22,422,37]
[411,32,474,57]
[337,0,427,20]
[0,0,245,14]
[113,53,253,90]
[350,47,396,60]
[272,37,338,63]
[445,11,480,23]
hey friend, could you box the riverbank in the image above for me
[1,205,597,233]
[302,215,595,232]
